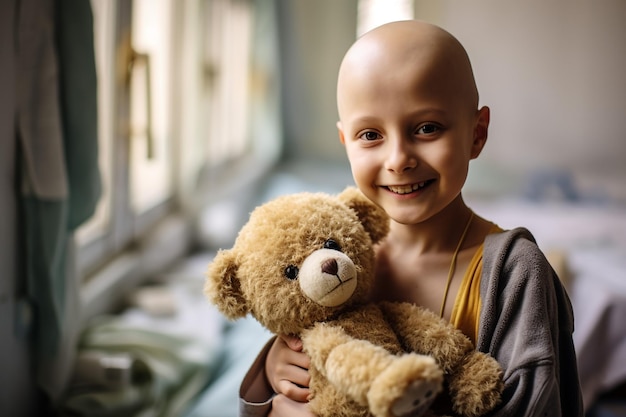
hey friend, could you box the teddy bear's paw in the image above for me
[368,354,443,417]
[390,379,440,417]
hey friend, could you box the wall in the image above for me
[276,1,626,200]
[415,1,626,199]
[277,0,358,164]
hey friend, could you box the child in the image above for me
[238,20,583,417]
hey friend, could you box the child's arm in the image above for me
[239,337,274,416]
[479,228,584,417]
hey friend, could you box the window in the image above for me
[179,0,281,206]
[77,0,279,319]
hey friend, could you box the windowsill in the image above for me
[79,152,277,326]
[195,152,277,206]
[80,213,191,327]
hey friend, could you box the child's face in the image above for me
[336,21,489,225]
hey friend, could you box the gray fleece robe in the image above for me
[477,227,583,416]
[239,227,584,417]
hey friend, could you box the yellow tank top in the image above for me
[450,224,503,344]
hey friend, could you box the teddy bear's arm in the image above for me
[378,301,474,371]
[301,322,444,417]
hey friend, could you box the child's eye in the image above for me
[416,123,441,135]
[358,131,382,141]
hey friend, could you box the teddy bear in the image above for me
[205,187,503,417]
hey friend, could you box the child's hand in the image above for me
[265,334,311,402]
[269,394,316,417]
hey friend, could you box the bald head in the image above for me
[337,20,479,120]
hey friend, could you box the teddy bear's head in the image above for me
[205,187,389,335]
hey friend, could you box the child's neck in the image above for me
[387,204,475,256]
[372,205,495,316]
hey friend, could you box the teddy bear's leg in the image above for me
[307,367,372,417]
[303,324,443,417]
[448,351,503,417]
[326,341,442,417]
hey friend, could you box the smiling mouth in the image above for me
[386,180,434,195]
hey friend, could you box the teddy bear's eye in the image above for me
[323,239,342,252]
[284,265,299,280]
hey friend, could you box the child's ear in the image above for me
[337,121,346,145]
[471,106,490,159]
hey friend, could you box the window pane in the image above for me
[130,0,174,213]
[203,0,253,167]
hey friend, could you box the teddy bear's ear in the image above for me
[338,187,389,244]
[204,249,250,320]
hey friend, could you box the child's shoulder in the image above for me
[483,226,559,287]
[485,226,545,261]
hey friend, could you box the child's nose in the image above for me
[385,136,417,173]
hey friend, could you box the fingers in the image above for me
[275,374,310,403]
[279,335,311,369]
[269,394,317,417]
[282,334,304,351]
[266,335,311,402]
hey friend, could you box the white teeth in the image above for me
[388,182,427,194]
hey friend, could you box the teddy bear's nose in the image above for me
[321,258,339,275]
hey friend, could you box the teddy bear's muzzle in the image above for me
[299,248,358,307]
